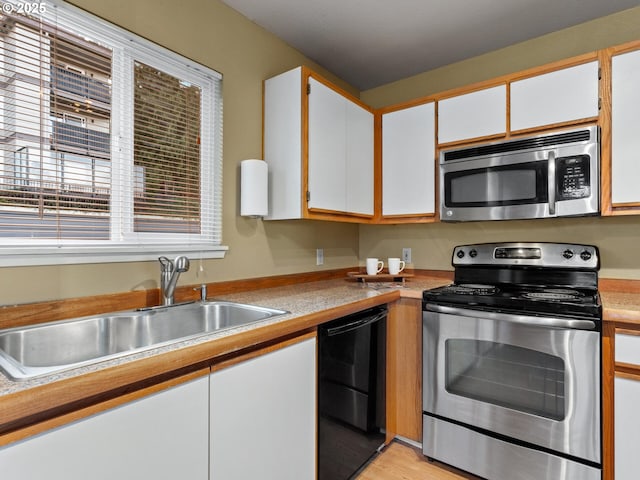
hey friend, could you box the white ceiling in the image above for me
[222,0,640,90]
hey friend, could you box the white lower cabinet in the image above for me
[0,373,210,480]
[615,331,640,480]
[210,336,317,480]
[615,376,640,479]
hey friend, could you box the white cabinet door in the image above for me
[438,85,506,144]
[210,337,316,480]
[308,77,348,212]
[264,67,303,220]
[308,78,374,215]
[510,61,599,132]
[382,102,435,216]
[0,375,210,480]
[615,376,640,479]
[612,49,640,205]
[346,99,374,215]
[265,68,373,219]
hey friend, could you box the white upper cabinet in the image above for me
[308,77,348,213]
[611,48,640,206]
[264,67,303,220]
[437,85,507,144]
[264,67,374,220]
[510,61,599,132]
[345,99,375,215]
[307,77,374,215]
[382,102,436,216]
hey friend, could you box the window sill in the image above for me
[0,245,229,267]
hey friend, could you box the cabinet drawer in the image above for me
[616,332,640,365]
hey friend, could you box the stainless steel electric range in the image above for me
[422,242,602,480]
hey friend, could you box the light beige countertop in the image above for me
[601,291,640,324]
[0,274,638,436]
[0,277,450,434]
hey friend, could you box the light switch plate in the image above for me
[316,248,324,265]
[402,247,412,264]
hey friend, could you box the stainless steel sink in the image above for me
[0,301,288,380]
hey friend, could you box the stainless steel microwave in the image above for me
[439,126,599,222]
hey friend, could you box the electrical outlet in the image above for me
[316,248,324,265]
[402,247,412,264]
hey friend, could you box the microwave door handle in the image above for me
[425,303,597,331]
[548,151,556,215]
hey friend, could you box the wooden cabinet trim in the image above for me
[615,367,640,381]
[385,297,422,443]
[603,322,615,480]
[600,47,614,216]
[615,327,640,337]
[507,52,600,83]
[305,68,373,113]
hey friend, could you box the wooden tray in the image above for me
[347,271,414,283]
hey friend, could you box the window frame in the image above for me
[0,0,226,267]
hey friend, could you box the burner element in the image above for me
[523,289,584,301]
[447,284,498,296]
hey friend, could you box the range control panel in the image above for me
[453,242,599,270]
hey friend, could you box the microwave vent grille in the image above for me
[442,129,592,162]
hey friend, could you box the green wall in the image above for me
[2,2,640,306]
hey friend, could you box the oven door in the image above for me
[423,305,600,464]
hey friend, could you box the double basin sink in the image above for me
[0,301,288,381]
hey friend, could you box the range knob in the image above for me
[456,250,465,259]
[580,250,592,261]
[469,249,478,258]
[562,249,574,260]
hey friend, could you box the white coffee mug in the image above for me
[388,257,406,275]
[366,258,384,275]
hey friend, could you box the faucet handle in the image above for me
[194,284,208,301]
[158,256,173,271]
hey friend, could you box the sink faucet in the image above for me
[158,255,190,306]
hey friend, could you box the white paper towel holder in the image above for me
[240,159,268,218]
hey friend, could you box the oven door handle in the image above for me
[425,303,597,330]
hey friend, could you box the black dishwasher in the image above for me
[318,306,387,480]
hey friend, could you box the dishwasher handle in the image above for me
[324,310,387,336]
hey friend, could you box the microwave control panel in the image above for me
[556,155,590,200]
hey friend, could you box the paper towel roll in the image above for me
[240,159,268,217]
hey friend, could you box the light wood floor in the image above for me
[357,441,479,480]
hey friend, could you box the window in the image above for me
[0,0,224,265]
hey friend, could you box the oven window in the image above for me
[444,161,547,207]
[444,339,565,420]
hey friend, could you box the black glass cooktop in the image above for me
[423,283,602,320]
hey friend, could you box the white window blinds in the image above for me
[0,0,224,265]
